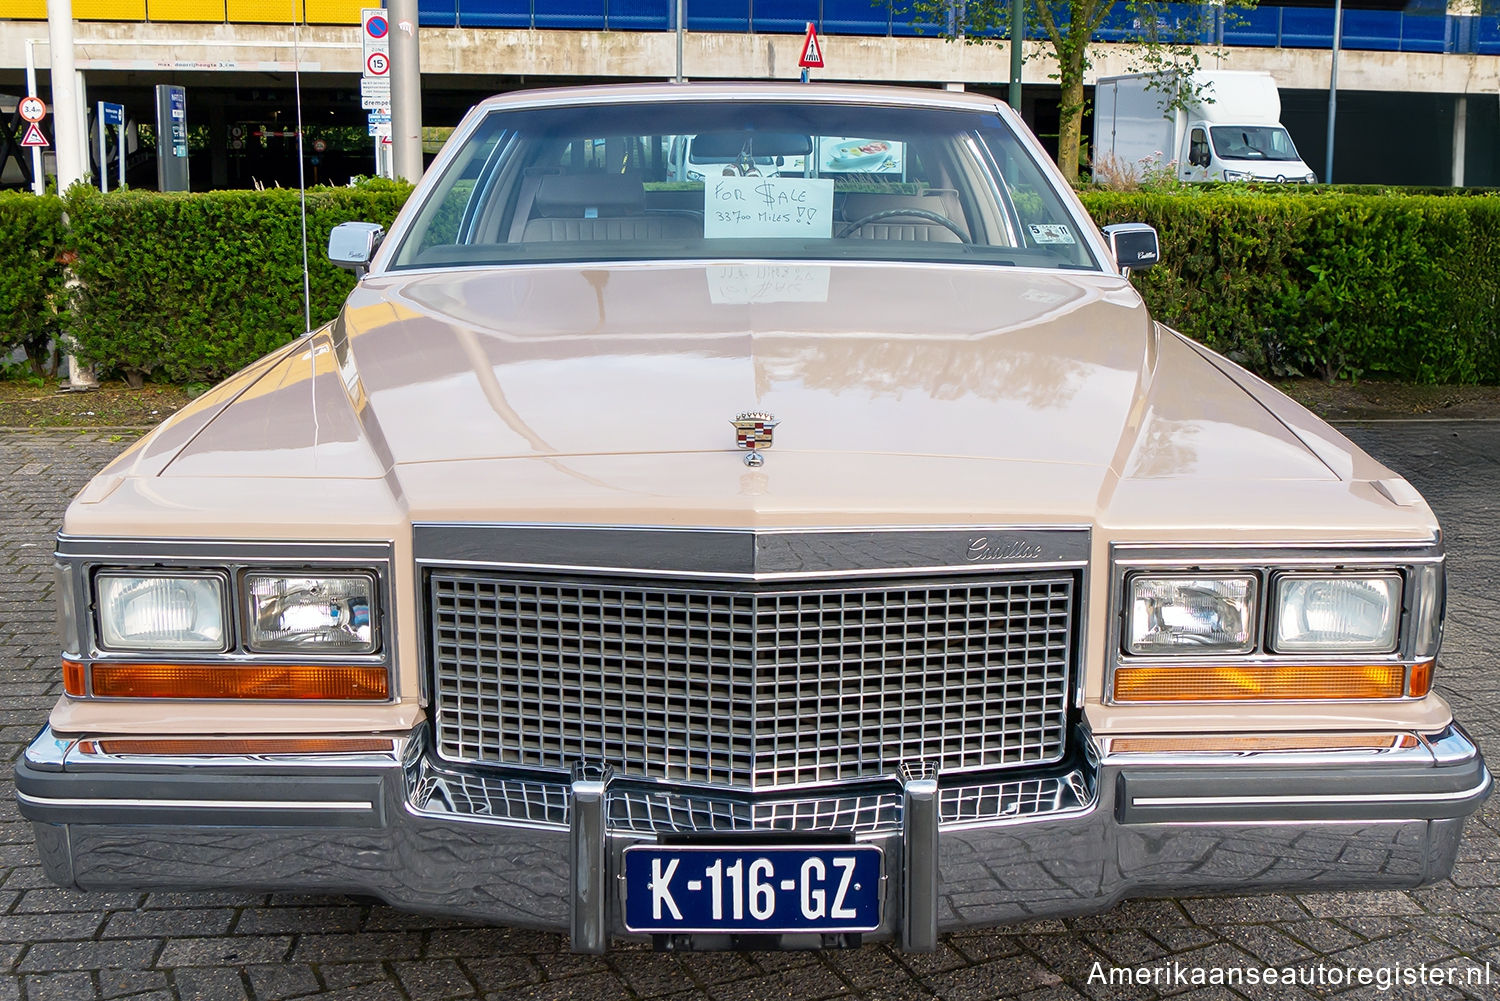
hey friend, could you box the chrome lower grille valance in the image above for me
[428,571,1076,790]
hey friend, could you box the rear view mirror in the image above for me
[691,132,813,159]
[328,221,386,278]
[1101,223,1160,276]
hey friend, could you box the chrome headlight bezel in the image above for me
[57,536,396,702]
[1108,543,1445,704]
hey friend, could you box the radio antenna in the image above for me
[293,0,312,334]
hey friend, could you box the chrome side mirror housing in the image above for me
[1102,223,1160,277]
[327,221,386,278]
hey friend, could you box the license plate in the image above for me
[623,845,881,934]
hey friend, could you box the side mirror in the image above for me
[1101,223,1160,276]
[328,221,386,278]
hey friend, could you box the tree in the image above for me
[901,0,1258,183]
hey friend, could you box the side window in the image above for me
[1189,129,1210,168]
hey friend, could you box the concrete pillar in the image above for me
[48,0,96,390]
[1451,95,1467,188]
[47,0,87,190]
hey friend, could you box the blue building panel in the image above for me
[419,0,459,28]
[532,0,606,28]
[458,0,533,28]
[608,0,669,29]
[1340,10,1401,52]
[1397,12,1449,54]
[1222,7,1280,48]
[822,0,892,37]
[1278,7,1335,48]
[1474,13,1500,54]
[752,0,820,34]
[427,1,1494,56]
[686,0,750,32]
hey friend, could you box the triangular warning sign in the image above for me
[20,123,49,148]
[798,23,824,69]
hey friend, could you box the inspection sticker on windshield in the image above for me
[705,176,834,240]
[1027,223,1076,245]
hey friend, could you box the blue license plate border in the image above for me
[621,843,884,935]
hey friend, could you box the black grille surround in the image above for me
[427,569,1078,790]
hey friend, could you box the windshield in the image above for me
[1209,125,1302,162]
[390,100,1100,272]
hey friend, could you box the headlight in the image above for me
[1221,170,1250,181]
[1305,173,1317,183]
[96,573,227,651]
[1271,574,1401,653]
[245,574,377,653]
[1127,574,1256,655]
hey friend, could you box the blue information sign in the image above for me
[101,102,125,126]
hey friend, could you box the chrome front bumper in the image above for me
[16,723,1491,953]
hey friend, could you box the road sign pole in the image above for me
[1009,0,1023,112]
[389,0,423,183]
[25,40,43,195]
[96,100,106,192]
[117,118,125,190]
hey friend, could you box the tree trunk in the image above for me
[1055,49,1088,183]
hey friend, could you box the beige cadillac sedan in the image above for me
[18,84,1490,953]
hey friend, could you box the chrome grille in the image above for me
[429,572,1075,789]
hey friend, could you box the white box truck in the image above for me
[1092,70,1316,183]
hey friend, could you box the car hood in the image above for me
[168,262,1325,472]
[75,262,1430,538]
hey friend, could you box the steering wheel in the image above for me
[836,208,970,242]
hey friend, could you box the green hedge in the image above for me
[0,191,67,374]
[1080,189,1500,383]
[1,184,1497,384]
[63,181,410,384]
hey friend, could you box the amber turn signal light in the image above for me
[1112,663,1407,702]
[62,659,85,697]
[84,663,389,701]
[1407,660,1434,698]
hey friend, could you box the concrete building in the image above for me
[1,0,1497,188]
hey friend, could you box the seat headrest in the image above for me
[535,174,646,218]
[841,193,944,221]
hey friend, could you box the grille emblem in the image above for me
[731,412,779,467]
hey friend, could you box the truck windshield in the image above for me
[390,100,1101,273]
[1209,125,1302,162]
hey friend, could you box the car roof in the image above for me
[470,81,1011,115]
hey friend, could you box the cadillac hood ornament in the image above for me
[731,412,779,466]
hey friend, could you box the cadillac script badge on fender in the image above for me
[731,412,779,466]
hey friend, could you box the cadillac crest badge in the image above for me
[731,412,779,467]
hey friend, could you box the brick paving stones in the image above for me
[1,424,1497,1000]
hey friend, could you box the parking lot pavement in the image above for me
[0,424,1496,1001]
